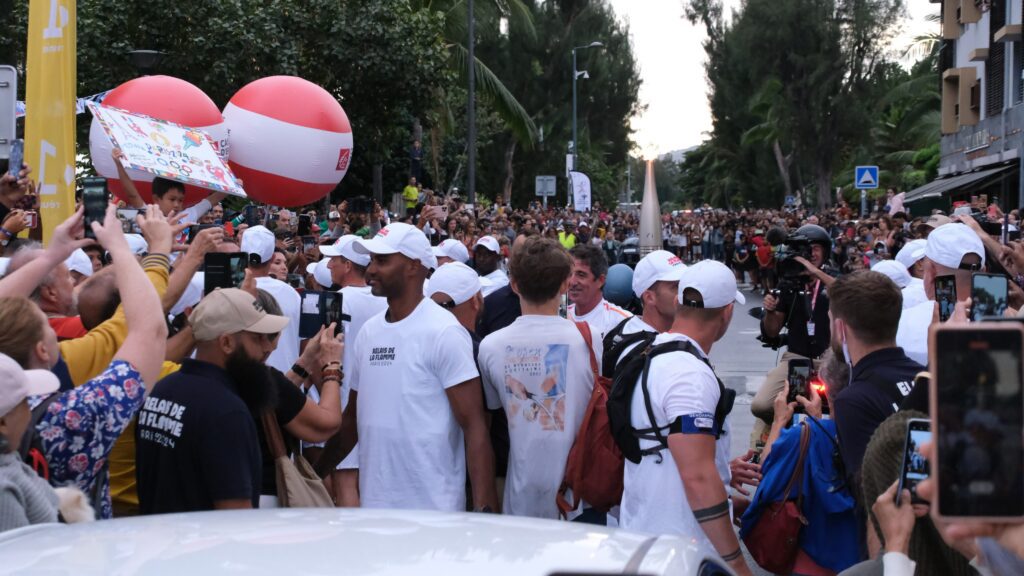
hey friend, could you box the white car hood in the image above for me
[0,508,723,575]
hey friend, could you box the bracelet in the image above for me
[290,363,310,379]
[322,368,343,382]
[322,375,342,384]
[321,362,341,373]
[0,227,10,237]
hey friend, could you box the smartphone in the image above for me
[786,358,813,408]
[897,419,931,506]
[7,139,23,177]
[203,253,249,295]
[23,210,37,229]
[558,293,569,319]
[934,275,957,322]
[301,235,317,254]
[116,208,140,234]
[188,223,218,243]
[439,205,450,218]
[244,205,257,227]
[930,324,1024,520]
[321,291,343,337]
[81,177,108,240]
[298,214,312,236]
[286,273,304,289]
[971,273,1009,322]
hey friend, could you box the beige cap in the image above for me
[189,288,290,341]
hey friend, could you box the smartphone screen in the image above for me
[228,253,248,289]
[934,275,957,322]
[897,419,931,505]
[786,359,812,406]
[7,139,23,177]
[81,177,108,240]
[971,273,1008,321]
[932,326,1024,519]
[188,223,218,243]
[299,291,323,338]
[558,293,569,319]
[23,211,37,229]
[321,291,343,337]
[244,205,257,227]
[298,214,312,236]
[301,236,316,254]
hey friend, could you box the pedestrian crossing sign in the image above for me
[855,166,879,190]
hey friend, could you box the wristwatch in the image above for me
[0,227,10,246]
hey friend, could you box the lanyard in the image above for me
[809,279,821,312]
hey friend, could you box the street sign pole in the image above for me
[854,165,879,218]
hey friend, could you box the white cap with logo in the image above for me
[240,225,276,265]
[306,260,334,289]
[433,238,471,264]
[319,234,370,266]
[0,352,59,418]
[354,223,438,270]
[426,261,492,306]
[917,223,986,269]
[677,260,746,308]
[473,236,500,255]
[632,250,687,297]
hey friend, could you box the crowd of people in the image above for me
[0,159,1022,576]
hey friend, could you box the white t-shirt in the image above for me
[568,299,630,366]
[350,298,480,511]
[478,315,595,519]
[896,299,934,366]
[256,276,302,374]
[482,269,509,297]
[619,333,731,539]
[901,278,928,310]
[335,285,388,469]
[172,199,213,245]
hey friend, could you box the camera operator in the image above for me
[752,224,836,430]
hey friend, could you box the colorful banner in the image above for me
[89,103,246,198]
[25,0,77,243]
[569,171,592,212]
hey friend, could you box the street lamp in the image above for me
[128,50,164,76]
[571,41,604,172]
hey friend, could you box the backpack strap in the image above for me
[602,316,652,376]
[573,321,601,377]
[635,340,737,461]
[18,394,62,479]
[783,422,811,526]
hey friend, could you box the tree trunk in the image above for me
[502,139,517,202]
[772,139,793,199]
[430,125,442,190]
[815,164,832,209]
[373,163,384,205]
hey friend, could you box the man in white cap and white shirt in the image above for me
[433,238,470,267]
[305,259,334,290]
[427,261,489,339]
[602,250,686,376]
[896,223,986,366]
[316,234,388,507]
[472,236,508,297]
[870,260,912,290]
[620,259,752,576]
[477,235,594,519]
[314,223,498,513]
[240,225,301,374]
[894,238,929,309]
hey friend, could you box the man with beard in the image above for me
[315,223,498,512]
[135,288,288,514]
[472,236,508,297]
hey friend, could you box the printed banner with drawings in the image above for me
[569,171,591,212]
[88,103,246,198]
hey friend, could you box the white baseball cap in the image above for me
[125,234,148,256]
[919,223,986,270]
[426,262,492,306]
[0,352,59,418]
[632,250,687,297]
[319,234,370,266]
[474,236,501,254]
[306,260,334,289]
[677,260,745,308]
[895,239,927,270]
[354,223,437,270]
[65,248,94,278]
[433,238,470,264]
[871,260,912,289]
[240,225,276,265]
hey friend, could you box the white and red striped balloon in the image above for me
[222,76,353,207]
[89,76,227,207]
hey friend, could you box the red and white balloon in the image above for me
[89,75,227,207]
[222,76,353,207]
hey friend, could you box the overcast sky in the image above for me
[605,0,938,157]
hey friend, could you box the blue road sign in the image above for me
[855,166,879,190]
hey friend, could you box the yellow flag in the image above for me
[25,0,77,243]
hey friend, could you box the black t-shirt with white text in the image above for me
[135,359,262,514]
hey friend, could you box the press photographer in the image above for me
[752,224,837,432]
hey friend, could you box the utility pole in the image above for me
[467,0,476,206]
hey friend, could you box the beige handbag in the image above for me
[261,410,334,508]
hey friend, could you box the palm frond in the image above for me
[452,43,538,147]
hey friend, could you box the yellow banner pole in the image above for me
[25,0,77,244]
